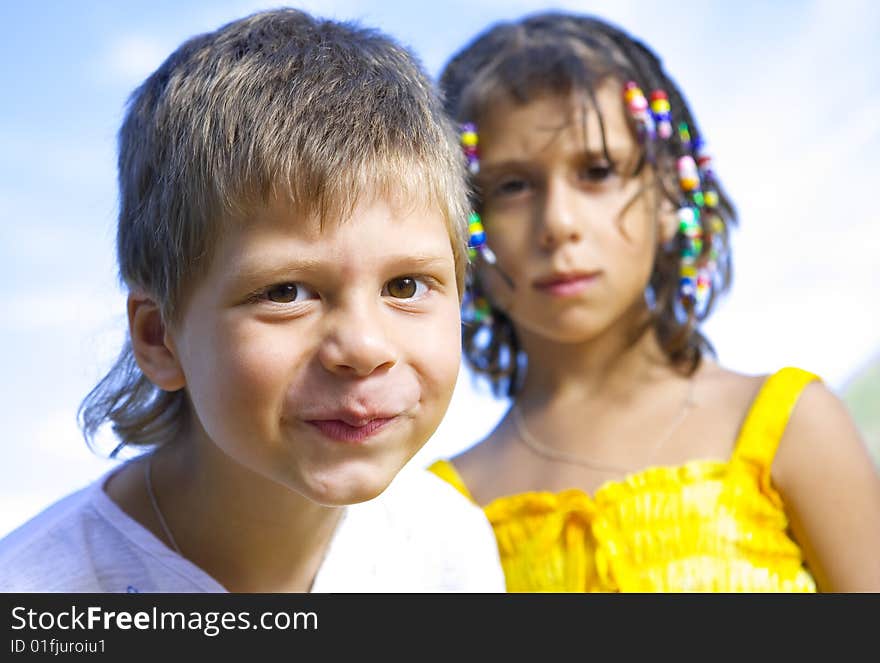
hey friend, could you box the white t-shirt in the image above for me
[0,465,505,593]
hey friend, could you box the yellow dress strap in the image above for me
[427,459,476,504]
[732,366,821,473]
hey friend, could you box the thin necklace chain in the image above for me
[512,378,697,474]
[144,455,184,556]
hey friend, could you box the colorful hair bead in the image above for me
[460,125,487,261]
[629,92,723,320]
[678,207,702,255]
[649,90,673,139]
[462,289,493,326]
[677,204,705,311]
[624,81,655,142]
[473,296,492,323]
[624,81,648,112]
[468,211,486,247]
[704,189,719,209]
[677,206,699,232]
[677,121,692,151]
[679,274,696,301]
[466,211,498,265]
[694,137,712,177]
[460,122,480,174]
[677,155,700,192]
[696,269,711,310]
[467,211,485,261]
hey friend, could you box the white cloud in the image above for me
[0,288,125,334]
[96,34,172,86]
[0,411,120,539]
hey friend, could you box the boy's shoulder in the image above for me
[0,469,222,593]
[0,479,103,591]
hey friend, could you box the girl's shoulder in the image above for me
[696,359,767,398]
[678,362,820,468]
[689,361,766,450]
[769,367,866,481]
[707,364,866,485]
[696,362,822,430]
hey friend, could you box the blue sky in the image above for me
[1,0,878,537]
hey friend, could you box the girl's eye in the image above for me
[384,277,428,299]
[264,282,316,303]
[580,163,615,182]
[493,177,530,197]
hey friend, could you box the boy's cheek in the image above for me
[408,303,462,398]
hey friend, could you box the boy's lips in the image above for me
[305,413,401,444]
[532,270,601,297]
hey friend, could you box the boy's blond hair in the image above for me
[80,8,470,453]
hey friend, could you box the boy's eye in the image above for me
[264,282,316,303]
[384,277,428,299]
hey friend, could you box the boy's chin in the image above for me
[298,463,405,507]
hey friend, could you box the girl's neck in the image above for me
[148,437,343,592]
[517,308,676,406]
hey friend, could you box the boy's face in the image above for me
[165,194,461,505]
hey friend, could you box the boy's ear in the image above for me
[128,292,186,392]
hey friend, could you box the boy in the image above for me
[0,8,504,592]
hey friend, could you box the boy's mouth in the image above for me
[305,416,398,444]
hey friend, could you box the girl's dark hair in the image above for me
[439,11,738,397]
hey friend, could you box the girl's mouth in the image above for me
[533,272,600,297]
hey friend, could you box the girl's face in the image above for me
[475,81,669,345]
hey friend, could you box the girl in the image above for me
[429,11,880,592]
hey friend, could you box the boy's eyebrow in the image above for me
[232,258,324,283]
[233,253,453,282]
[381,253,453,268]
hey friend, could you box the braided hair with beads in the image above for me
[440,11,737,397]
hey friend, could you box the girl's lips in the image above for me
[533,273,600,297]
[306,417,396,444]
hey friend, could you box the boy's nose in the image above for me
[318,304,398,378]
[538,179,582,249]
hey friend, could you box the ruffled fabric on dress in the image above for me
[428,367,819,592]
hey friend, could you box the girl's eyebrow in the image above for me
[479,144,631,174]
[477,159,532,176]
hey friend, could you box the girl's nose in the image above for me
[538,179,582,250]
[318,302,398,378]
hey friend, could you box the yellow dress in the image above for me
[428,367,819,592]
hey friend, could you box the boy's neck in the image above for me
[108,441,344,592]
[164,438,346,592]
